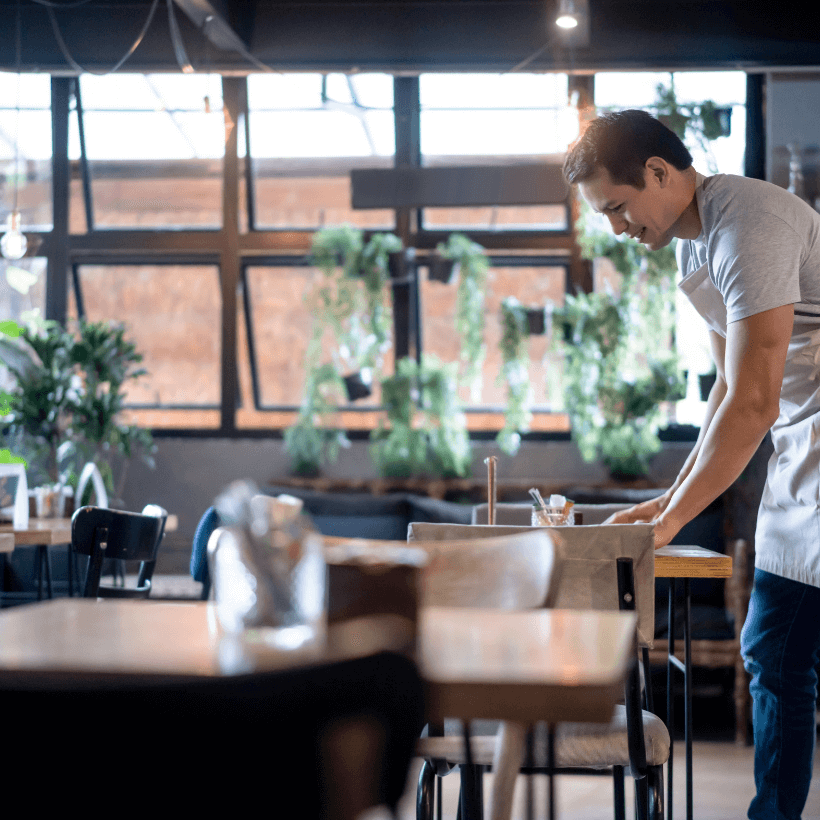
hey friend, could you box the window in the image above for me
[0,73,52,230]
[247,73,395,230]
[68,263,222,429]
[419,73,577,231]
[419,255,569,430]
[71,74,225,230]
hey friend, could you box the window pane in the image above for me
[68,265,221,416]
[0,74,52,229]
[420,260,567,412]
[240,265,392,411]
[72,75,224,229]
[420,74,576,158]
[0,257,46,325]
[248,74,395,230]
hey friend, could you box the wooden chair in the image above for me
[410,520,668,820]
[71,505,167,599]
[410,529,560,820]
[473,503,755,744]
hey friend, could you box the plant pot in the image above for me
[427,257,459,284]
[524,307,547,335]
[699,372,717,401]
[388,248,415,280]
[344,370,373,402]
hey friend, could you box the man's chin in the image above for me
[645,235,672,251]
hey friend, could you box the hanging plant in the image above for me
[370,355,471,479]
[496,297,533,457]
[436,233,489,402]
[309,225,401,380]
[554,203,686,479]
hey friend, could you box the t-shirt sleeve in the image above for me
[709,211,803,323]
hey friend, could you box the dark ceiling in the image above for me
[1,1,818,75]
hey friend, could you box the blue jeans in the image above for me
[741,569,820,820]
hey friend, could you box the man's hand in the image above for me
[603,493,671,525]
[652,514,682,549]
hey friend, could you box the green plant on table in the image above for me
[0,318,155,498]
[0,320,79,487]
[69,319,155,504]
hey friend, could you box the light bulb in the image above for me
[556,0,580,29]
[1,211,28,261]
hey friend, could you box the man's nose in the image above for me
[606,213,627,235]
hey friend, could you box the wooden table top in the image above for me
[0,599,636,724]
[0,513,177,548]
[0,518,72,546]
[654,544,733,578]
[0,533,14,554]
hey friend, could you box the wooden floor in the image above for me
[385,740,820,820]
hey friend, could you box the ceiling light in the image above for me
[556,0,580,29]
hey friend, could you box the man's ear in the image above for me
[645,156,670,187]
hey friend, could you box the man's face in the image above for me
[578,163,680,251]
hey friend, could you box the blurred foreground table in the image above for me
[0,600,636,717]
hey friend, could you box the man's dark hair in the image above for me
[563,109,693,189]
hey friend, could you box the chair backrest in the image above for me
[471,501,632,526]
[408,521,654,647]
[414,529,557,609]
[71,506,166,598]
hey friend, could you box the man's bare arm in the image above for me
[605,330,727,524]
[654,304,793,547]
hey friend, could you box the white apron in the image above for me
[679,262,820,588]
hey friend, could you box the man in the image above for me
[563,109,820,820]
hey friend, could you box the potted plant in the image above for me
[0,321,79,513]
[555,205,686,479]
[68,319,155,507]
[284,363,350,477]
[370,355,471,479]
[651,76,731,174]
[496,297,534,457]
[0,318,155,513]
[436,233,490,401]
[308,225,402,401]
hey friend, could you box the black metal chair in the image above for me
[71,505,167,599]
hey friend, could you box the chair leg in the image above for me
[417,759,435,820]
[613,765,626,820]
[459,764,483,820]
[635,775,650,820]
[647,765,665,820]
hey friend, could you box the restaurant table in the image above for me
[0,599,637,820]
[654,544,733,820]
[0,513,179,603]
[0,517,71,601]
